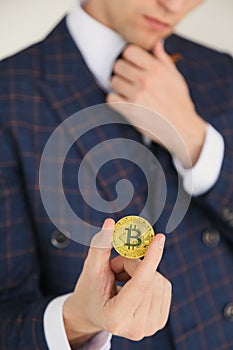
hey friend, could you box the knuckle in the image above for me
[114,59,122,72]
[158,308,171,330]
[123,44,136,58]
[139,75,150,89]
[132,334,144,341]
[135,279,150,293]
[145,324,159,337]
[158,317,168,331]
[154,273,163,288]
[111,76,118,86]
[165,279,172,294]
[126,329,144,341]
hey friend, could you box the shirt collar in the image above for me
[66,0,126,91]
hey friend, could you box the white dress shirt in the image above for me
[44,294,112,350]
[43,0,225,349]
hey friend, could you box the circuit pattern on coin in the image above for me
[113,216,154,259]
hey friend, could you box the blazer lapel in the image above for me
[38,18,149,219]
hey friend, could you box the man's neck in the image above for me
[83,0,111,30]
[66,0,126,91]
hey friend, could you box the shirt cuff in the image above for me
[173,124,224,196]
[43,294,112,350]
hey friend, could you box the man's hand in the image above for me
[107,41,207,168]
[63,218,172,348]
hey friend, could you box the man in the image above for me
[0,0,233,349]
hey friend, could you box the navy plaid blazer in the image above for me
[0,18,233,350]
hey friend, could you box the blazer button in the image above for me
[202,229,220,248]
[50,229,71,248]
[223,302,233,322]
[222,208,233,227]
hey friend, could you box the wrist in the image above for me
[63,295,100,348]
[175,114,207,168]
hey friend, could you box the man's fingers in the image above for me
[122,45,155,69]
[107,93,127,105]
[87,218,115,265]
[144,233,166,270]
[110,256,140,277]
[135,234,166,279]
[110,75,134,99]
[115,271,131,283]
[113,59,141,83]
[153,40,175,69]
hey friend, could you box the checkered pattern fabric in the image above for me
[0,18,233,350]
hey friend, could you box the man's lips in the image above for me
[143,15,170,31]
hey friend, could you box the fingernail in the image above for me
[158,236,166,249]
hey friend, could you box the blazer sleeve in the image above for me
[0,127,52,350]
[194,109,233,241]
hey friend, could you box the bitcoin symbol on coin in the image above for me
[124,225,142,250]
[113,216,154,258]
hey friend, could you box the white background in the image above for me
[0,0,233,60]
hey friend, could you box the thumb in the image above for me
[153,40,174,68]
[87,218,115,265]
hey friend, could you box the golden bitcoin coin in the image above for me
[112,216,154,259]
